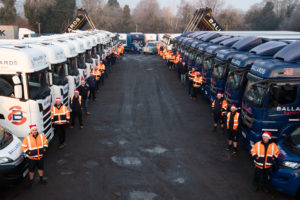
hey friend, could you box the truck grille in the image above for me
[63,92,69,107]
[42,104,52,139]
[241,108,254,131]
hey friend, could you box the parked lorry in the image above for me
[125,32,145,53]
[0,44,54,140]
[0,125,29,186]
[224,41,288,107]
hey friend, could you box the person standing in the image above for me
[177,58,183,80]
[181,61,187,84]
[87,71,96,101]
[226,104,241,154]
[250,132,279,192]
[21,124,48,188]
[70,90,83,129]
[78,78,90,115]
[211,92,228,132]
[188,67,197,95]
[191,72,203,101]
[51,97,70,149]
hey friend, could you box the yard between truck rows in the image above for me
[1,54,293,200]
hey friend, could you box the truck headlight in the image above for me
[0,157,13,164]
[281,161,300,169]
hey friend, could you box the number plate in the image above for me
[242,131,246,138]
[23,168,29,178]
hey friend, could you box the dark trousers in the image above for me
[192,87,199,98]
[71,111,83,126]
[96,80,100,90]
[54,124,66,145]
[188,80,193,94]
[100,76,104,85]
[178,69,181,79]
[89,88,96,100]
[253,167,271,190]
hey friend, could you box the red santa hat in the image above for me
[56,97,61,102]
[217,92,223,96]
[231,104,237,110]
[29,124,37,131]
[81,76,85,81]
[74,90,79,93]
[262,131,271,139]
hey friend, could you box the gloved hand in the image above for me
[27,151,32,156]
[43,148,47,153]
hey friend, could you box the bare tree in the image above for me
[194,0,225,15]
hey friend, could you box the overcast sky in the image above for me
[118,0,262,11]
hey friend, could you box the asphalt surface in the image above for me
[1,54,294,200]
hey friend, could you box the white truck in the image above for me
[0,44,54,140]
[0,125,29,185]
[47,38,80,97]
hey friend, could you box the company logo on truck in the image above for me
[8,106,27,125]
[0,60,18,65]
[277,106,300,114]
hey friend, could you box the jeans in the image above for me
[82,98,88,113]
[181,74,186,83]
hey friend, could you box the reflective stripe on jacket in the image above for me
[21,133,48,160]
[51,105,70,125]
[226,112,240,130]
[212,99,228,116]
[188,71,197,80]
[250,141,279,169]
[193,76,203,88]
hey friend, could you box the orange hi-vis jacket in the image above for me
[170,54,175,63]
[121,45,124,54]
[93,68,101,80]
[193,76,203,88]
[51,104,70,125]
[21,133,48,160]
[71,95,82,106]
[157,44,161,54]
[188,71,197,81]
[174,55,180,64]
[251,141,279,169]
[166,52,171,60]
[99,63,106,74]
[212,99,228,116]
[226,111,240,130]
[160,49,164,57]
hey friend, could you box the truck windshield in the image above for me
[27,69,50,100]
[85,50,92,64]
[226,65,244,90]
[92,47,97,58]
[0,127,13,150]
[196,55,202,65]
[203,55,213,71]
[67,58,79,76]
[243,74,267,106]
[212,59,228,80]
[283,127,300,156]
[77,53,85,69]
[52,63,66,85]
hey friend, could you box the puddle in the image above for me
[143,146,167,155]
[60,170,74,175]
[83,160,99,169]
[119,139,128,145]
[129,191,157,200]
[111,156,142,166]
[174,177,185,184]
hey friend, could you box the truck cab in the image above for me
[126,33,145,53]
[210,36,266,102]
[0,44,53,140]
[271,125,300,197]
[224,41,288,107]
[118,33,127,48]
[241,41,300,149]
[50,39,80,97]
[0,125,29,186]
[201,37,241,99]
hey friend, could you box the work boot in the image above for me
[80,125,84,129]
[226,145,233,151]
[86,112,91,115]
[39,177,48,185]
[25,179,33,189]
[232,148,238,155]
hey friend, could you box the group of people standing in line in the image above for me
[20,44,124,189]
[157,45,280,193]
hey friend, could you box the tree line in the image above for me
[0,0,299,33]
